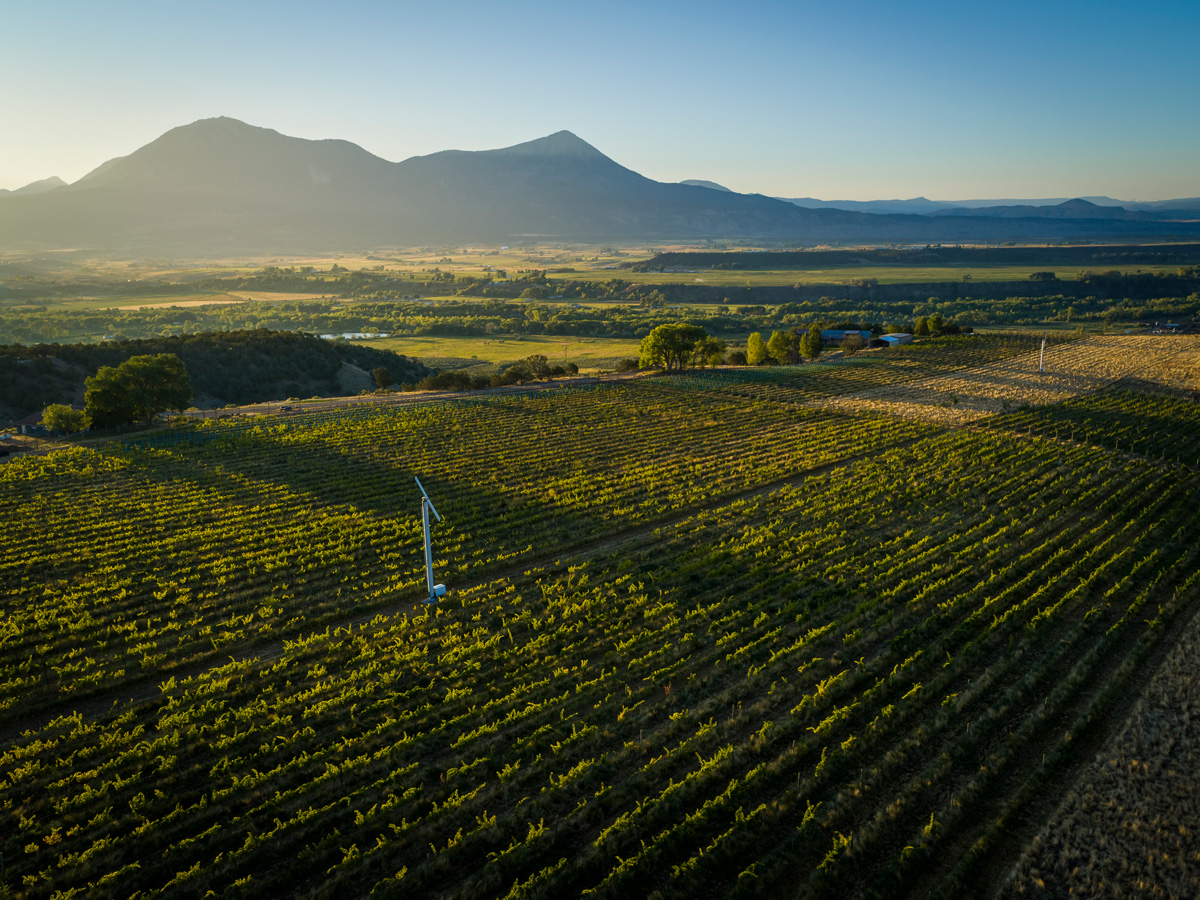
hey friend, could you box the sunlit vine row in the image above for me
[5,428,1198,899]
[0,384,931,716]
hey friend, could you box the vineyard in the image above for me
[1002,590,1200,898]
[3,333,1200,898]
[816,335,1194,425]
[652,333,1066,407]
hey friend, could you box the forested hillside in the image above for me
[0,330,429,419]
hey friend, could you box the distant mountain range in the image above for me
[784,195,1200,219]
[684,181,1200,218]
[2,117,1199,254]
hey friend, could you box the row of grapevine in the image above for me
[5,426,1198,898]
[0,384,931,719]
[984,387,1200,467]
[819,334,1198,425]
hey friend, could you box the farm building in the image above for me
[821,329,871,346]
[874,333,913,348]
[14,410,48,436]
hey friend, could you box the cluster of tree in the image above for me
[637,324,726,372]
[42,403,90,434]
[85,354,193,426]
[30,354,196,431]
[0,298,779,345]
[0,352,82,419]
[637,319,891,372]
[742,325,828,365]
[1071,268,1200,299]
[913,314,969,336]
[11,272,1200,350]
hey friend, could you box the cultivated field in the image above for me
[364,333,645,373]
[2,334,1199,898]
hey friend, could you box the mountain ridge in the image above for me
[3,117,1200,253]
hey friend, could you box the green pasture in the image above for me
[363,332,645,372]
[11,292,246,311]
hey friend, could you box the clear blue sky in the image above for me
[3,0,1197,200]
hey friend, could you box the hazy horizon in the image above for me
[3,0,1198,201]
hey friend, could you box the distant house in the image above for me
[15,410,48,436]
[821,329,871,346]
[16,404,87,435]
[876,333,914,348]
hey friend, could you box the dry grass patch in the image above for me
[225,291,333,302]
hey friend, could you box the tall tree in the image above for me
[840,333,867,357]
[85,354,193,426]
[746,331,768,366]
[799,324,824,360]
[42,404,90,434]
[767,329,798,365]
[373,366,393,390]
[505,354,552,382]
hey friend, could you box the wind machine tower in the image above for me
[415,477,447,604]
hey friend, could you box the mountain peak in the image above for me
[71,116,394,192]
[1057,198,1099,209]
[496,130,608,160]
[153,116,290,150]
[0,176,66,196]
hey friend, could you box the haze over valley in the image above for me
[3,117,1200,255]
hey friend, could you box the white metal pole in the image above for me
[422,498,435,599]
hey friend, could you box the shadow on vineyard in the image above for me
[3,337,1200,899]
[987,388,1200,467]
